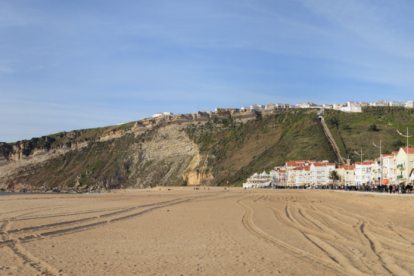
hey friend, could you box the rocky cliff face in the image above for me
[0,121,213,190]
[1,107,353,190]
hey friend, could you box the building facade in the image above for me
[396,148,414,183]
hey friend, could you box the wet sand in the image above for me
[1,188,414,275]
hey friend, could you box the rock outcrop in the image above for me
[0,108,325,191]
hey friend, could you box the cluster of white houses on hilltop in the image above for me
[243,147,414,188]
[239,100,414,114]
[150,100,414,119]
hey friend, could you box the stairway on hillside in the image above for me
[318,116,345,165]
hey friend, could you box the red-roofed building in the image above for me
[310,162,336,186]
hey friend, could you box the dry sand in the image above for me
[1,188,414,275]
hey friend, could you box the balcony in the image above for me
[397,164,404,169]
[397,175,404,179]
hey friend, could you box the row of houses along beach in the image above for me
[243,147,414,189]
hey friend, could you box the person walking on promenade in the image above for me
[392,185,396,194]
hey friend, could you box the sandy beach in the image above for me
[1,188,414,275]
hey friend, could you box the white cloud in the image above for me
[299,0,414,59]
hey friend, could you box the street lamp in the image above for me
[397,128,412,185]
[373,141,384,187]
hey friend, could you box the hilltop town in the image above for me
[147,100,414,121]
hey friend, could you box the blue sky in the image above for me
[1,0,414,142]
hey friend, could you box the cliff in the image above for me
[2,107,411,190]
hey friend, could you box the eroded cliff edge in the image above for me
[0,122,214,191]
[1,108,341,191]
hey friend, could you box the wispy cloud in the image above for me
[299,0,414,59]
[1,0,414,142]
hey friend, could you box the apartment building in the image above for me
[406,101,414,108]
[382,153,397,184]
[355,161,375,185]
[370,101,389,106]
[310,162,336,185]
[389,101,404,107]
[250,104,265,110]
[396,148,414,183]
[335,165,356,185]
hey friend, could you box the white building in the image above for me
[275,103,284,108]
[153,112,173,118]
[406,101,414,108]
[240,106,250,110]
[396,147,414,183]
[250,104,265,110]
[265,103,276,110]
[269,170,278,180]
[297,102,318,108]
[323,104,333,109]
[389,101,403,107]
[295,167,311,185]
[310,162,336,186]
[382,152,397,184]
[341,106,362,113]
[370,101,389,107]
[243,171,274,188]
[355,161,375,185]
[369,160,382,184]
[347,101,361,107]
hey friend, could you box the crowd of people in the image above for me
[318,184,413,194]
[270,184,414,194]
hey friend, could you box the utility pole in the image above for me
[397,128,412,185]
[373,140,384,187]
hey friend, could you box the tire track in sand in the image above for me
[360,223,410,276]
[237,197,349,276]
[257,197,371,275]
[314,201,411,275]
[0,192,221,247]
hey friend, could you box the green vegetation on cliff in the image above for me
[183,109,337,185]
[324,107,414,161]
[2,107,414,188]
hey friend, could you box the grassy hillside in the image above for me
[183,109,337,185]
[4,107,413,188]
[324,107,414,162]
